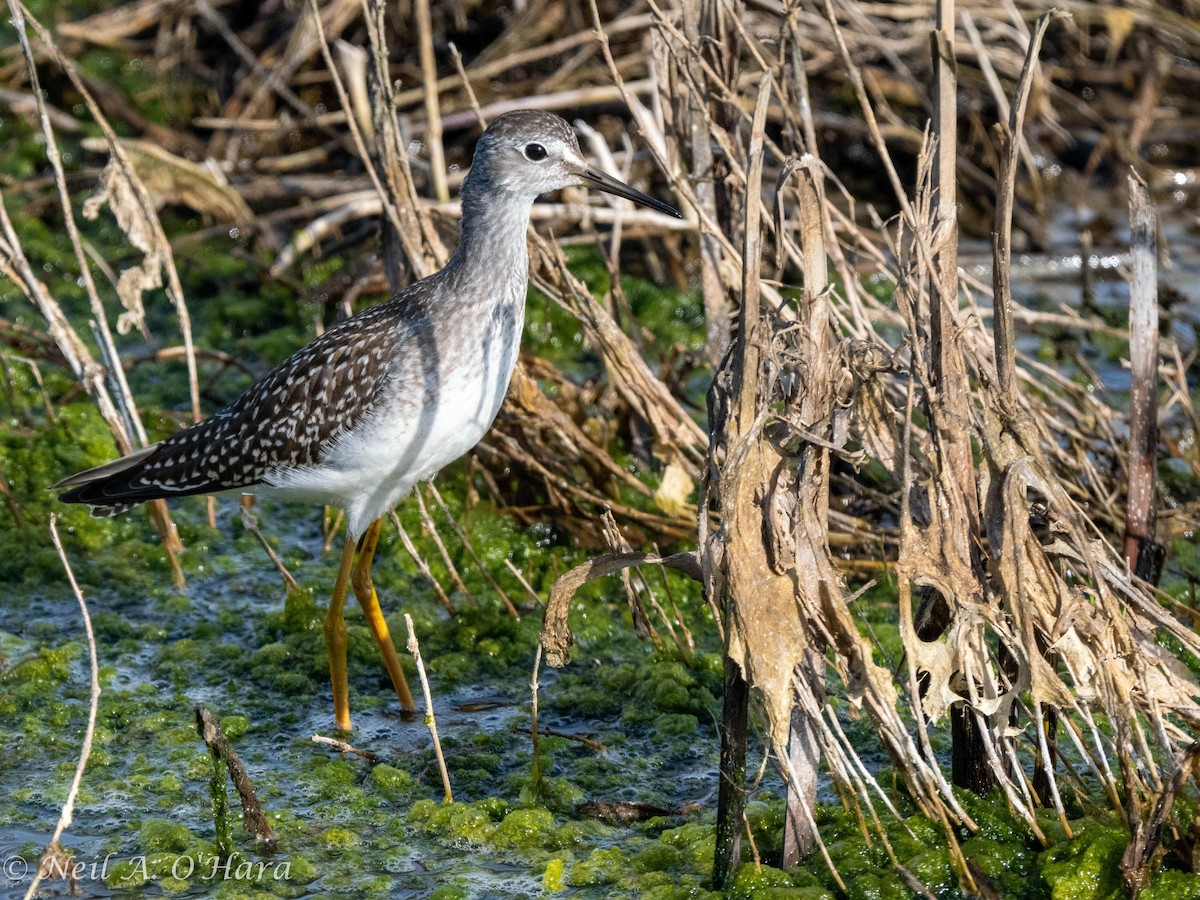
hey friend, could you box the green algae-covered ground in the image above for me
[4,443,1195,900]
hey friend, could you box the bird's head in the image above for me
[465,109,681,218]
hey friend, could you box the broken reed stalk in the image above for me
[530,644,543,788]
[24,516,102,900]
[780,154,832,869]
[404,614,452,803]
[926,0,995,798]
[1123,171,1163,583]
[195,705,278,851]
[713,72,774,890]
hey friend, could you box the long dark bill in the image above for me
[579,167,682,218]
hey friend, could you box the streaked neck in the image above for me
[447,177,535,289]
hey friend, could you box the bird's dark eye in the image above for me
[524,143,547,161]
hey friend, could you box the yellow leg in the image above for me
[351,518,417,713]
[324,537,356,730]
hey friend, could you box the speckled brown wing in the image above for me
[56,298,408,514]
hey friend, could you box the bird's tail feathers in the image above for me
[53,444,162,515]
[52,444,160,492]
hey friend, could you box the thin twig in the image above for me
[239,506,300,593]
[531,644,543,787]
[414,486,477,606]
[423,481,519,617]
[312,733,384,762]
[538,727,608,754]
[504,558,544,607]
[404,614,452,803]
[25,517,101,900]
[390,511,456,615]
[447,42,487,131]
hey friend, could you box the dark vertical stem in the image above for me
[714,654,749,888]
[950,711,994,795]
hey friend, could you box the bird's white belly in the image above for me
[261,307,521,536]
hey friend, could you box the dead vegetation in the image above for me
[2,0,1200,893]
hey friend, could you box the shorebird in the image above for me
[55,110,682,730]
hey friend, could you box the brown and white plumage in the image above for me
[56,301,400,517]
[55,110,681,536]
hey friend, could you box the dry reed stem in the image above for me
[1122,171,1160,573]
[530,644,542,786]
[239,506,301,593]
[414,486,477,607]
[423,481,519,617]
[992,10,1065,408]
[404,614,452,803]
[24,516,102,900]
[413,0,448,202]
[390,511,456,615]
